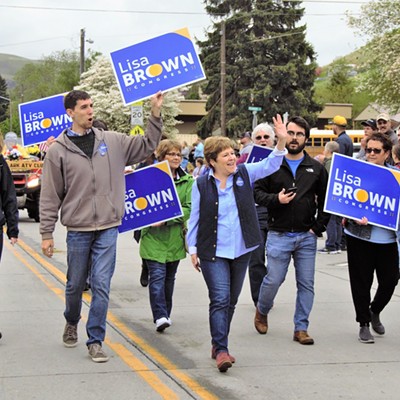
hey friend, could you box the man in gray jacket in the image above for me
[40,90,163,362]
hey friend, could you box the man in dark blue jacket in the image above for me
[331,115,353,156]
[253,116,329,345]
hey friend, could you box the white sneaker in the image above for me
[156,317,171,332]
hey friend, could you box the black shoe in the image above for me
[359,325,374,343]
[140,264,149,287]
[370,310,385,335]
[0,331,2,339]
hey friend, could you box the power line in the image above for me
[0,1,369,16]
[0,37,70,48]
[0,4,207,15]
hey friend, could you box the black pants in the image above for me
[248,206,268,306]
[346,234,399,325]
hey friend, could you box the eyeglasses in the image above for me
[255,135,270,140]
[366,148,382,154]
[166,152,182,158]
[287,131,306,138]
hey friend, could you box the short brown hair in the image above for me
[366,133,392,153]
[156,139,182,161]
[64,90,91,110]
[204,137,232,169]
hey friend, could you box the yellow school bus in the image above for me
[306,130,364,158]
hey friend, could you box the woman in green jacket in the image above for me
[140,139,193,332]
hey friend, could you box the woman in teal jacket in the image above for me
[140,139,193,332]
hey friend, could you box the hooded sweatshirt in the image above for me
[40,116,162,239]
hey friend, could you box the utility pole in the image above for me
[80,28,85,75]
[220,20,226,136]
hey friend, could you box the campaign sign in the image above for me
[245,145,273,163]
[110,27,206,105]
[119,161,183,233]
[324,153,400,230]
[19,93,71,147]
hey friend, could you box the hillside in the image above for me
[0,53,39,87]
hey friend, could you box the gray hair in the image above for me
[252,123,275,141]
[325,141,340,153]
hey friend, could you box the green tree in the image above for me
[348,0,400,112]
[77,56,184,135]
[314,57,375,117]
[197,0,321,137]
[325,61,355,104]
[0,74,9,123]
[12,50,80,103]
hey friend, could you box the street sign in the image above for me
[130,125,144,136]
[248,106,262,112]
[131,102,144,126]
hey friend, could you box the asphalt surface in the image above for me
[1,210,400,400]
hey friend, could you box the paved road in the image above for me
[1,211,400,400]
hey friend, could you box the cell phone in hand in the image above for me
[285,187,297,194]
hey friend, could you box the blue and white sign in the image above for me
[19,93,71,147]
[245,145,273,163]
[110,27,206,105]
[324,153,400,230]
[119,161,183,233]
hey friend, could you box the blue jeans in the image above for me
[145,259,179,322]
[257,231,317,332]
[200,253,251,355]
[65,227,118,346]
[325,215,342,251]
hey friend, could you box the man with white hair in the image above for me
[248,123,275,305]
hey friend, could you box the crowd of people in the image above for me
[1,91,399,374]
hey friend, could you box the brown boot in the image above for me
[216,352,232,373]
[211,346,236,363]
[254,308,268,334]
[293,330,314,345]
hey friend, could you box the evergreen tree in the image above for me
[0,74,8,124]
[197,0,321,137]
[77,56,184,135]
[326,60,355,104]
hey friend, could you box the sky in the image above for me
[0,0,370,67]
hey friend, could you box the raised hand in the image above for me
[272,114,288,151]
[150,91,164,118]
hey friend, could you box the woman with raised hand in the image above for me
[187,115,288,372]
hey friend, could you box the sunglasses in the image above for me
[366,148,382,154]
[255,135,270,140]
